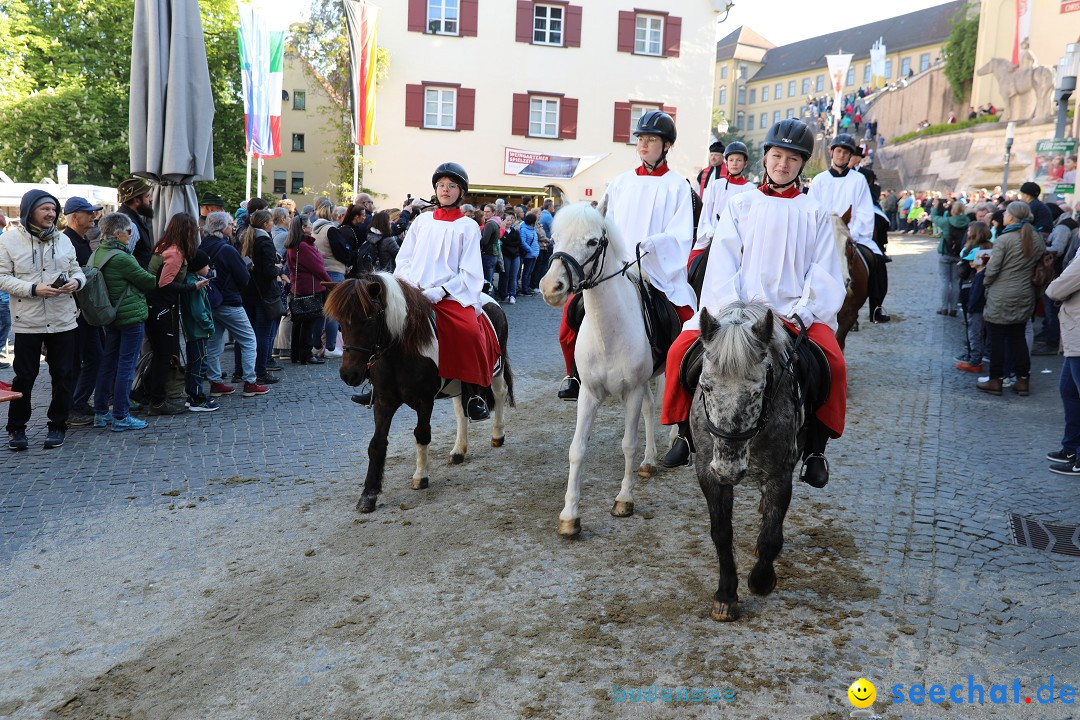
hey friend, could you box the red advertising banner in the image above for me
[1064,0,1080,12]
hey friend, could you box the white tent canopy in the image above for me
[0,174,119,222]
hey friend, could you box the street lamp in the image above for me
[716,115,730,137]
[1054,43,1080,139]
[1002,121,1016,194]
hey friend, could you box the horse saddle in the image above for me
[679,325,831,413]
[564,281,681,375]
[687,244,710,302]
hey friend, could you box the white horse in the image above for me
[539,202,660,537]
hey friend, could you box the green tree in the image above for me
[943,7,980,103]
[0,0,246,205]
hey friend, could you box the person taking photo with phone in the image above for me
[0,189,87,451]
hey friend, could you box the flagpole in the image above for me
[257,157,264,197]
[245,149,252,201]
[353,145,360,199]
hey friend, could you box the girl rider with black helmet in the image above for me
[659,119,848,490]
[392,162,501,421]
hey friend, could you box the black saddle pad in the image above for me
[564,282,679,375]
[687,244,709,302]
[679,326,831,413]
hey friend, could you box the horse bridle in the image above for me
[341,310,391,371]
[549,231,647,295]
[697,364,777,442]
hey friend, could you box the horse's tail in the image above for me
[501,350,516,408]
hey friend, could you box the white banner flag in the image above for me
[870,38,887,78]
[825,52,854,94]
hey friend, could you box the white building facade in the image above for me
[363,0,723,207]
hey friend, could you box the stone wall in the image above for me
[865,67,968,143]
[874,119,1057,192]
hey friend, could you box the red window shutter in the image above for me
[405,84,424,127]
[512,93,530,136]
[664,16,681,58]
[516,0,533,43]
[560,98,578,139]
[407,0,426,32]
[662,105,677,125]
[617,11,635,53]
[565,5,582,48]
[613,101,632,143]
[460,0,478,37]
[457,88,476,131]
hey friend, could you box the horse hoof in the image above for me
[356,495,377,513]
[411,477,429,490]
[449,453,465,465]
[611,501,634,517]
[491,436,505,448]
[637,464,656,478]
[710,599,739,622]
[748,565,777,596]
[557,518,581,537]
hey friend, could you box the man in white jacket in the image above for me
[0,189,86,451]
[808,133,890,322]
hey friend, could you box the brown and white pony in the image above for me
[324,273,514,513]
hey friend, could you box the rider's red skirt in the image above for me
[559,295,693,375]
[687,247,706,269]
[660,320,846,438]
[433,300,501,386]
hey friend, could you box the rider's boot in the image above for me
[661,421,695,468]
[351,380,373,406]
[558,362,580,401]
[871,306,891,323]
[462,382,491,422]
[799,417,831,488]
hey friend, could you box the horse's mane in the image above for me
[324,273,434,356]
[551,202,629,261]
[706,302,787,378]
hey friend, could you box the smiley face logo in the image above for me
[848,678,876,708]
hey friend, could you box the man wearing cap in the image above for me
[696,141,726,196]
[0,189,87,450]
[117,177,155,269]
[61,197,105,425]
[1019,182,1055,236]
[198,193,225,228]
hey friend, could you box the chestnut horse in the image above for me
[324,273,514,513]
[832,212,870,350]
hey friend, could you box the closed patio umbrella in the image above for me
[129,0,215,239]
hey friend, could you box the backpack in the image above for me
[354,239,381,275]
[75,250,130,326]
[946,224,967,257]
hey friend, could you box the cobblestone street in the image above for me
[1,235,1077,719]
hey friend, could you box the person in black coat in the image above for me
[240,209,287,384]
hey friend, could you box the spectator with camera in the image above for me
[0,190,87,450]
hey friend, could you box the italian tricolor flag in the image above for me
[237,2,283,158]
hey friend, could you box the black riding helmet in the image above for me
[829,133,859,154]
[763,119,815,160]
[723,141,749,160]
[431,161,469,199]
[633,110,677,145]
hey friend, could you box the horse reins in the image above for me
[549,230,649,295]
[341,311,392,372]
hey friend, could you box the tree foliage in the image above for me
[944,7,980,103]
[0,0,246,205]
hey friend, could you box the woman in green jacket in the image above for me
[934,201,971,316]
[91,212,159,430]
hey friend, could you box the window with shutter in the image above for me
[529,97,559,138]
[634,15,663,55]
[533,4,563,45]
[427,0,459,35]
[424,87,457,129]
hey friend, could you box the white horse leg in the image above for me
[638,379,657,477]
[559,388,601,537]
[490,371,507,448]
[613,385,644,518]
[449,395,468,465]
[412,441,430,490]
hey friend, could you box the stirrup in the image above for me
[351,381,373,407]
[557,375,579,401]
[799,453,829,488]
[661,435,693,468]
[466,395,490,422]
